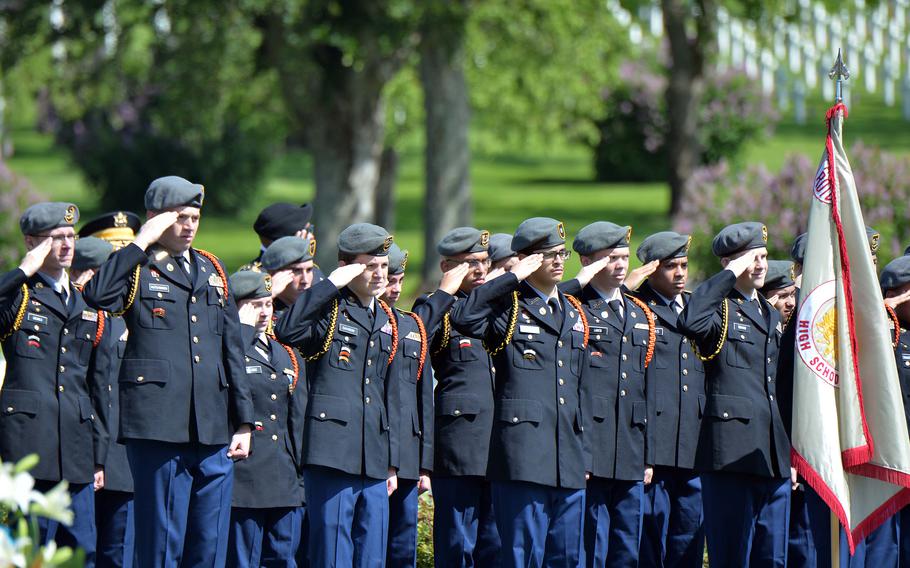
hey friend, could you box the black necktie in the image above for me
[609,299,624,321]
[173,255,190,276]
[56,286,69,309]
[750,297,762,317]
[548,298,561,316]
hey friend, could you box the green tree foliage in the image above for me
[1,1,284,214]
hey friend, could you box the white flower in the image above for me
[0,528,28,567]
[0,462,34,513]
[29,481,73,526]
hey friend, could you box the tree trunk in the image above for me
[662,0,715,218]
[419,3,471,289]
[374,146,398,231]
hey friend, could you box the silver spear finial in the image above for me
[828,48,850,104]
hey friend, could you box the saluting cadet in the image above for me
[226,270,307,568]
[569,221,656,568]
[450,217,590,566]
[414,227,502,568]
[72,233,137,568]
[274,223,400,568]
[759,261,797,325]
[83,176,255,567]
[381,244,452,567]
[880,256,910,567]
[677,221,792,567]
[0,203,110,566]
[488,233,518,272]
[261,236,318,320]
[631,231,706,568]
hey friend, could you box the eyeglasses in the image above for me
[445,258,491,269]
[34,233,76,243]
[535,249,571,262]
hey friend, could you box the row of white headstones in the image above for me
[609,0,910,123]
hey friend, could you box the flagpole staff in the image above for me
[827,49,850,568]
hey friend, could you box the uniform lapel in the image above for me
[639,283,678,329]
[583,287,623,333]
[733,291,768,333]
[340,289,374,334]
[148,249,192,290]
[29,277,67,321]
[517,283,560,335]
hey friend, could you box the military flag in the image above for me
[791,101,910,552]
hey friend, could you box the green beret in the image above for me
[388,244,409,275]
[229,270,272,302]
[144,176,205,211]
[261,236,315,271]
[637,231,691,263]
[790,233,807,265]
[72,237,114,270]
[760,260,795,294]
[488,233,516,263]
[254,202,313,241]
[572,221,631,256]
[712,221,768,257]
[512,217,566,254]
[881,256,910,292]
[338,223,392,257]
[20,202,79,235]
[437,227,490,256]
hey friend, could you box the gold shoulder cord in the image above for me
[377,299,399,364]
[403,311,428,380]
[483,291,519,356]
[432,312,452,356]
[692,299,729,362]
[1,285,29,341]
[305,299,339,362]
[625,294,656,368]
[110,265,141,317]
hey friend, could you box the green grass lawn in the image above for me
[6,89,904,301]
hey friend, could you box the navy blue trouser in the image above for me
[388,479,419,568]
[702,472,790,567]
[126,440,234,568]
[584,478,643,568]
[639,468,704,568]
[228,506,303,567]
[432,476,501,568]
[95,489,134,568]
[294,504,310,568]
[36,480,96,568]
[786,482,828,568]
[491,480,585,568]
[304,466,389,568]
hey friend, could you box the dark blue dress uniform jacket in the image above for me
[632,282,705,470]
[450,274,589,489]
[94,314,133,492]
[390,309,434,481]
[274,279,399,480]
[0,269,110,483]
[414,290,495,478]
[678,270,790,478]
[577,285,652,481]
[232,324,307,509]
[83,244,255,444]
[893,322,910,435]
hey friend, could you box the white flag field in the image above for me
[791,103,910,552]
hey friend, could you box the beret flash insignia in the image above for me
[401,251,409,270]
[626,227,633,243]
[64,206,76,224]
[264,274,273,293]
[309,239,317,257]
[871,232,881,253]
[480,230,490,247]
[383,235,393,252]
[685,235,693,252]
[557,222,566,239]
[761,225,768,243]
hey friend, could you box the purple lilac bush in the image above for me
[676,143,910,280]
[0,162,42,270]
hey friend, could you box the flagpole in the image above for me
[827,48,850,568]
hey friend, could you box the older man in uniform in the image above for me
[450,217,589,566]
[678,221,792,566]
[0,203,110,566]
[84,176,255,567]
[414,227,502,568]
[631,231,706,568]
[568,221,656,568]
[275,223,400,568]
